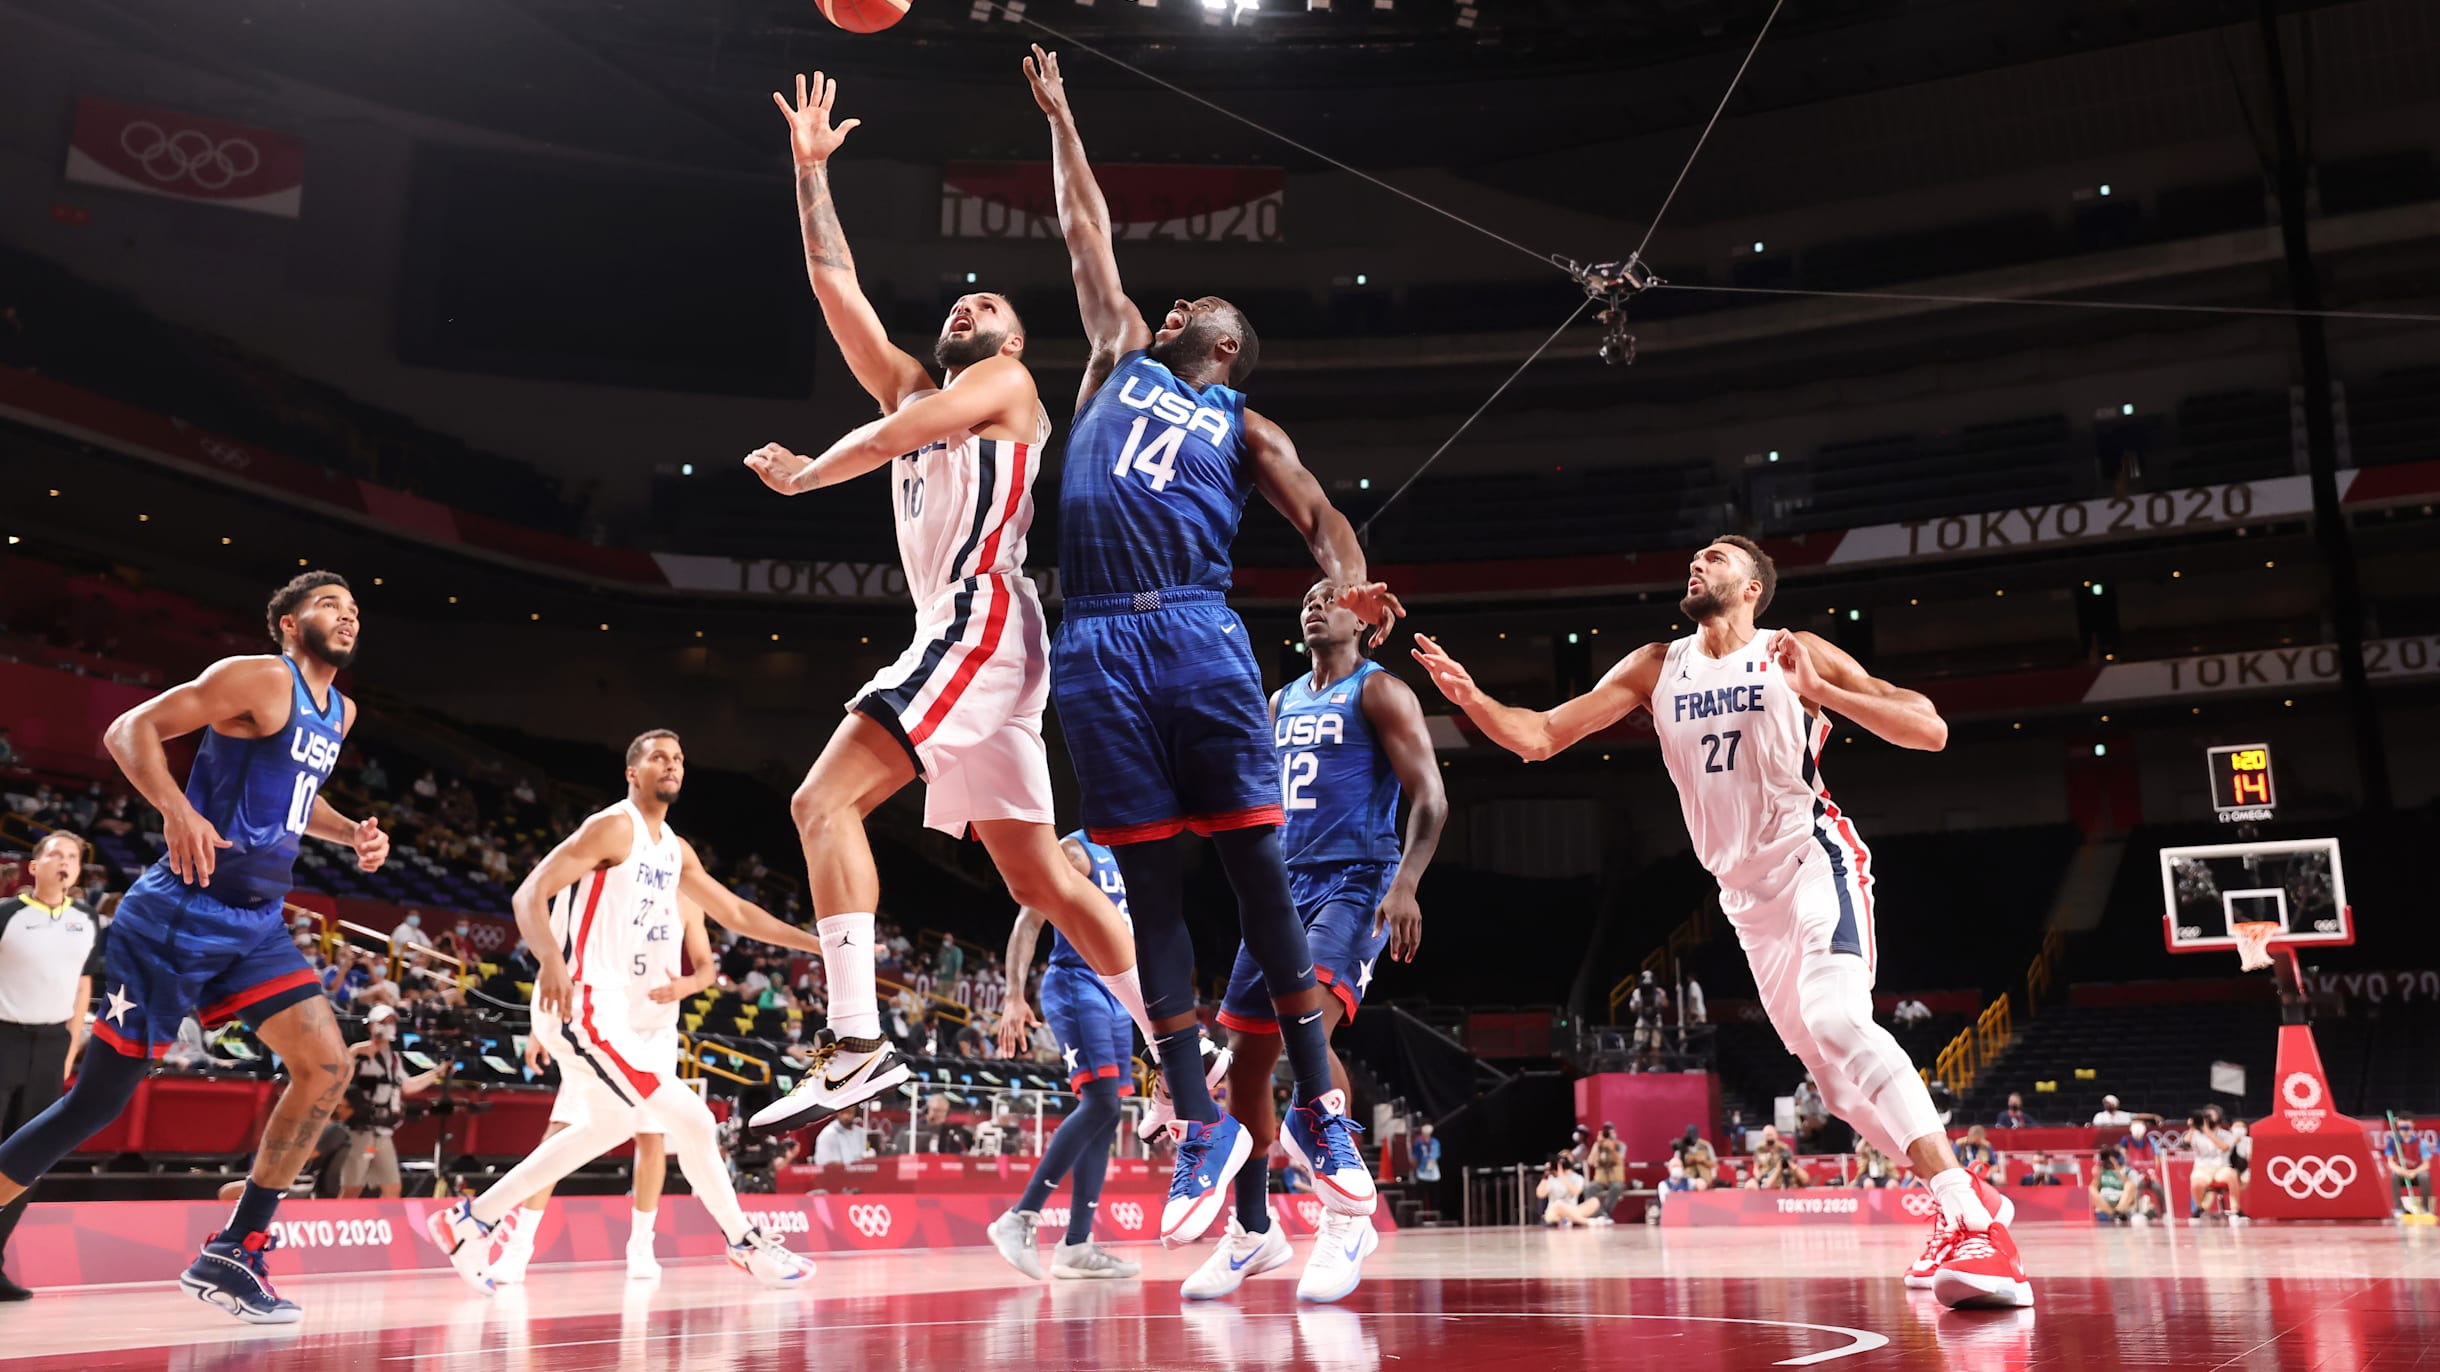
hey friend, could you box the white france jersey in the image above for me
[549,799,686,1031]
[890,401,1052,612]
[1652,629,1870,895]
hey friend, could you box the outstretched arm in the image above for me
[1772,631,1948,752]
[1245,409,1404,647]
[774,71,934,413]
[676,839,824,956]
[1411,636,1664,763]
[1362,671,1446,964]
[1023,44,1150,407]
[745,356,1034,495]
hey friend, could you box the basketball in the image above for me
[815,0,910,32]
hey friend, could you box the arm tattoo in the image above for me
[798,163,852,274]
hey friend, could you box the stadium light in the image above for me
[1358,478,1371,489]
[1767,450,1780,462]
[2099,183,2112,196]
[2093,744,2107,757]
[1752,241,1765,253]
[1354,273,1368,285]
[681,463,694,476]
[2121,402,2134,415]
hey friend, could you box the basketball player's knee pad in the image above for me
[1071,1077,1122,1131]
[1795,957,1942,1152]
[0,1043,146,1187]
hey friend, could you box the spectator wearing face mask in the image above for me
[336,1005,448,1200]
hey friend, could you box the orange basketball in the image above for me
[815,0,910,32]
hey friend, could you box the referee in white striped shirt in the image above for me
[0,832,100,1300]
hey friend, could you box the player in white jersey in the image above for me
[740,74,1158,1134]
[1413,536,2032,1310]
[426,731,823,1294]
[487,890,713,1284]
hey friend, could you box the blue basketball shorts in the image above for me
[90,866,322,1058]
[1050,586,1281,844]
[1217,862,1396,1033]
[1038,964,1135,1094]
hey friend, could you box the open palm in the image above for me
[773,71,861,164]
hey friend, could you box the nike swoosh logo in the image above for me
[823,1061,877,1092]
[1343,1240,1365,1260]
[1297,1012,1323,1025]
[1229,1248,1259,1271]
[1222,624,1237,634]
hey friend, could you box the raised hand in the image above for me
[1335,581,1406,650]
[1409,633,1480,707]
[772,71,862,166]
[745,442,814,495]
[1022,44,1072,122]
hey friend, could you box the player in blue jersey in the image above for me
[1025,46,1405,1263]
[0,572,390,1322]
[985,832,1145,1282]
[1191,581,1446,1303]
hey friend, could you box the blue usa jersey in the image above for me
[1058,351,1252,596]
[1048,831,1130,971]
[1273,659,1402,871]
[159,657,345,908]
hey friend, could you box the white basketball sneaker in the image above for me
[1051,1240,1141,1280]
[1181,1211,1293,1301]
[726,1226,813,1288]
[1139,1035,1234,1141]
[1296,1211,1378,1304]
[627,1230,661,1282]
[749,1030,911,1134]
[988,1208,1046,1280]
[490,1221,538,1285]
[423,1198,502,1295]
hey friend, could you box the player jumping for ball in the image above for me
[744,74,1156,1134]
[1024,45,1403,1275]
[1412,537,2031,1309]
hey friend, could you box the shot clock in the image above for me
[2208,743,2276,822]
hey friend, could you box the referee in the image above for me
[0,832,100,1300]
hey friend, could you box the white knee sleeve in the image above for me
[474,1108,633,1225]
[1797,955,1944,1156]
[642,1084,750,1244]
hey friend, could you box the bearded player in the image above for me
[1412,537,2030,1309]
[744,73,1154,1133]
[1025,45,1401,1253]
[0,572,387,1322]
[427,731,817,1293]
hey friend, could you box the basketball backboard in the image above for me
[2160,837,2352,954]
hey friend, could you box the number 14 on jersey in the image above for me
[1112,417,1182,492]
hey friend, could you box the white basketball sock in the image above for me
[629,1204,657,1248]
[1930,1165,1993,1231]
[819,912,881,1040]
[1096,966,1159,1058]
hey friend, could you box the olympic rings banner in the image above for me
[65,95,306,218]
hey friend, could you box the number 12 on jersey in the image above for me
[1112,416,1183,492]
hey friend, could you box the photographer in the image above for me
[1581,1122,1626,1223]
[1537,1153,1602,1227]
[1742,1125,1809,1190]
[2182,1109,2245,1220]
[1673,1125,1718,1190]
[336,1004,448,1199]
[1625,971,1667,1073]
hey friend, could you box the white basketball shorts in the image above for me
[535,1002,678,1133]
[849,572,1055,836]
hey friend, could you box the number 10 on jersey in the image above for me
[1112,417,1183,492]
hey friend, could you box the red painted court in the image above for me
[5,1221,2436,1370]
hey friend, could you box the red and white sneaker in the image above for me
[1904,1214,1957,1290]
[1932,1222,2034,1309]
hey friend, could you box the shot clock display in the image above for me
[2208,743,2276,821]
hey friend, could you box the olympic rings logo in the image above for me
[1108,1202,1145,1230]
[2281,1072,2324,1110]
[1899,1190,1939,1219]
[116,121,262,190]
[846,1203,893,1238]
[2264,1154,2357,1200]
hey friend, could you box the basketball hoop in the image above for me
[2233,921,2281,972]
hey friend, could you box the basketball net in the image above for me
[2233,921,2282,973]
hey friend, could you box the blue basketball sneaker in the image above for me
[178,1229,304,1324]
[1162,1115,1252,1245]
[1282,1089,1377,1216]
